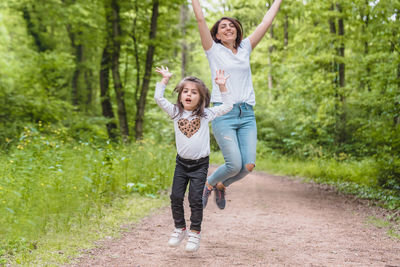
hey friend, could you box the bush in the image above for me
[0,129,175,261]
[377,154,400,193]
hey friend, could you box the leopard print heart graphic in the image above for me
[178,118,201,138]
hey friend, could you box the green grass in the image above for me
[367,216,400,239]
[2,124,399,265]
[8,194,169,266]
[0,124,175,265]
[255,154,400,210]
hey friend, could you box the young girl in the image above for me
[154,66,232,252]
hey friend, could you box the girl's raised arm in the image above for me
[191,0,213,51]
[248,0,282,50]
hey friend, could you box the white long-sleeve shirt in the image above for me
[154,82,233,160]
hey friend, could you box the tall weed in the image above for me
[0,123,175,261]
[256,152,400,210]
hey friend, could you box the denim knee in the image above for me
[224,160,242,177]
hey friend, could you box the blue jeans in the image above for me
[208,102,257,187]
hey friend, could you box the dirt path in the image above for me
[71,168,400,266]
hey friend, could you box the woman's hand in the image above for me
[215,69,230,92]
[155,66,173,85]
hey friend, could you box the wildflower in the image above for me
[9,160,14,163]
[5,138,11,143]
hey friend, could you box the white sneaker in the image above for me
[185,231,201,252]
[168,228,187,247]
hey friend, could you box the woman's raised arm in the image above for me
[191,0,213,51]
[248,0,282,50]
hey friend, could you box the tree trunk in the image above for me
[395,62,400,126]
[329,4,340,147]
[337,3,346,144]
[394,9,400,127]
[135,0,159,140]
[284,14,289,47]
[63,0,85,107]
[100,45,118,140]
[85,68,93,110]
[360,0,371,91]
[108,0,130,142]
[131,0,141,103]
[329,3,347,147]
[267,24,274,99]
[337,4,345,89]
[180,3,188,78]
[67,28,84,107]
[21,6,48,52]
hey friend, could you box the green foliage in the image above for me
[377,154,400,192]
[7,195,168,265]
[0,125,175,262]
[256,152,400,210]
[0,0,399,261]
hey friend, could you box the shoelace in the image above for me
[217,188,225,198]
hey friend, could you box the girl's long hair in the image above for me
[210,17,244,49]
[173,76,210,119]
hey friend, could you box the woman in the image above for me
[191,0,282,210]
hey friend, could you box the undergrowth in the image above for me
[0,123,175,264]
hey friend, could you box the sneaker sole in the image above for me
[168,242,182,247]
[185,246,199,252]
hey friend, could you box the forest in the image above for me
[0,0,399,264]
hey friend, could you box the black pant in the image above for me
[170,154,209,232]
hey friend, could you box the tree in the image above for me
[134,0,159,140]
[329,2,347,147]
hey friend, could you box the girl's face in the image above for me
[180,81,200,111]
[216,19,237,45]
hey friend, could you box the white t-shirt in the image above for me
[205,38,255,105]
[154,82,233,160]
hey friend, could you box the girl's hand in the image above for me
[214,69,230,87]
[215,69,230,93]
[155,66,173,85]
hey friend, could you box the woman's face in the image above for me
[216,19,237,45]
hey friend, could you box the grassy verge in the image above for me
[7,194,169,266]
[0,124,176,265]
[2,127,398,265]
[255,154,400,211]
